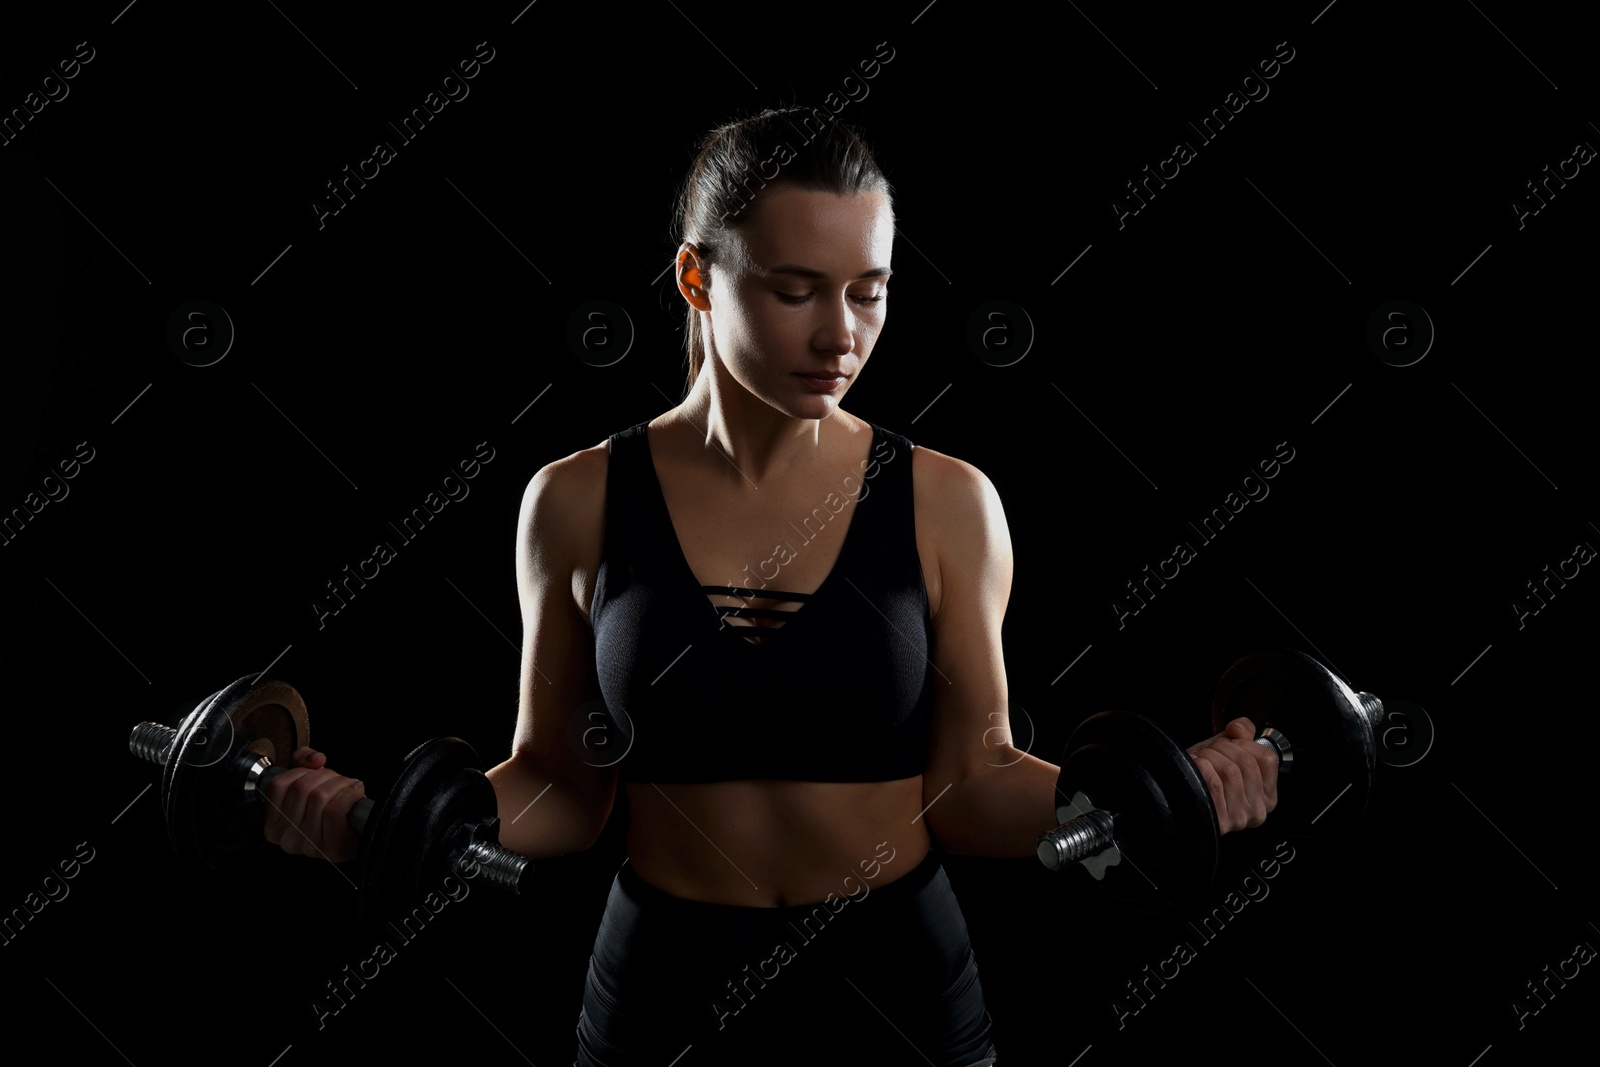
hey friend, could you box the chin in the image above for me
[772,395,838,420]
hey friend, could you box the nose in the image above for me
[812,294,857,356]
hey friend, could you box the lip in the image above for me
[795,372,846,393]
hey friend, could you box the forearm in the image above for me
[923,748,1062,858]
[486,754,612,861]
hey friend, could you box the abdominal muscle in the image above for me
[624,777,933,906]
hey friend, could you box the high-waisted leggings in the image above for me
[574,849,998,1066]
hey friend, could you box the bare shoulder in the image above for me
[520,439,609,534]
[543,438,611,492]
[909,443,1003,525]
[909,443,1012,618]
[517,439,611,622]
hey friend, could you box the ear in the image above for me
[676,243,712,312]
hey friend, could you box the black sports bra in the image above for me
[588,420,934,783]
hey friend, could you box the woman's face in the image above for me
[699,185,894,419]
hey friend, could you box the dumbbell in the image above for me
[1209,647,1381,835]
[1036,710,1223,908]
[1035,648,1385,908]
[128,673,532,922]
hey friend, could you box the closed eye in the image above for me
[775,292,886,306]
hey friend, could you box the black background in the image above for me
[2,1,1595,1064]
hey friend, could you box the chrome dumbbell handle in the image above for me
[1252,726,1293,770]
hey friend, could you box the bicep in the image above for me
[921,454,1016,786]
[510,459,617,812]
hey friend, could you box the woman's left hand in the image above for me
[1186,718,1279,834]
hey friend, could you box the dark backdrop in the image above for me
[2,2,1594,1064]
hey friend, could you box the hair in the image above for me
[672,107,894,400]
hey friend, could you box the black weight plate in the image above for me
[381,765,495,916]
[163,676,309,868]
[162,684,225,857]
[1056,711,1219,910]
[1211,648,1377,836]
[412,767,499,896]
[359,737,490,923]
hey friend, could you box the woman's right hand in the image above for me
[261,747,366,862]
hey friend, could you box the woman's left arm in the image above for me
[915,450,1278,859]
[916,448,1060,858]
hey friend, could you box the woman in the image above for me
[264,107,1279,1065]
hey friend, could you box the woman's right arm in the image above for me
[263,450,616,864]
[486,449,618,860]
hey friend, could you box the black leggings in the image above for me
[574,849,998,1066]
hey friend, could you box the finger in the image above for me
[290,747,326,769]
[1187,730,1225,760]
[272,768,345,856]
[1222,725,1282,813]
[1191,749,1237,832]
[1250,736,1280,812]
[1230,739,1268,828]
[262,766,316,850]
[1188,718,1254,756]
[318,779,366,862]
[1223,719,1279,822]
[1208,765,1231,831]
[1215,748,1247,832]
[304,774,362,860]
[1223,717,1255,741]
